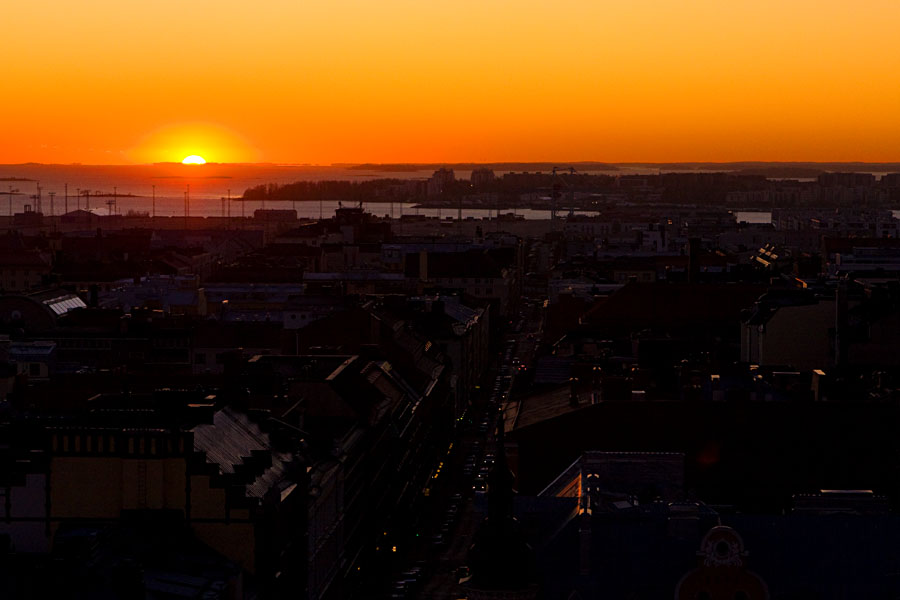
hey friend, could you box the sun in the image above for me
[182,155,207,165]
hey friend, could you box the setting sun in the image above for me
[182,155,206,165]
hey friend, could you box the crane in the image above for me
[551,166,576,220]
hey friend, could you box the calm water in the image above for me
[1,165,833,224]
[734,211,772,224]
[0,163,635,218]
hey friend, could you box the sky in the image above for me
[3,0,899,164]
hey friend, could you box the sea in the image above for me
[0,163,644,220]
[14,163,900,224]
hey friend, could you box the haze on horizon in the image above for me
[4,0,899,165]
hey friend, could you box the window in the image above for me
[29,363,41,377]
[195,352,206,365]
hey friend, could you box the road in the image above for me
[381,299,546,600]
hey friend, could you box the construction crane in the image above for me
[550,166,576,220]
[104,186,120,216]
[30,184,43,214]
[78,188,96,211]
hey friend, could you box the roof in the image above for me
[405,249,507,278]
[506,383,595,432]
[581,282,765,329]
[0,233,50,268]
[191,406,293,499]
[823,237,900,255]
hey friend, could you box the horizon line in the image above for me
[3,160,900,169]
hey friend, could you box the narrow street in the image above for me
[375,299,545,600]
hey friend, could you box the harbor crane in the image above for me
[551,166,576,220]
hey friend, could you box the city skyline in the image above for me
[4,0,899,165]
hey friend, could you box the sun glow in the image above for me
[126,122,260,164]
[182,155,206,165]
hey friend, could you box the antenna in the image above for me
[64,183,68,215]
[152,184,155,218]
[48,191,55,217]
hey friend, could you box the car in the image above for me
[456,565,472,583]
[396,577,418,589]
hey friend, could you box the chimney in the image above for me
[591,367,601,404]
[835,281,848,366]
[811,369,828,402]
[418,250,428,281]
[688,237,701,283]
[578,510,591,576]
[569,377,580,407]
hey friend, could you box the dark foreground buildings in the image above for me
[2,171,900,598]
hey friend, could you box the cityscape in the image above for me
[3,1,900,599]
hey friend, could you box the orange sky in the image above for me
[3,0,899,164]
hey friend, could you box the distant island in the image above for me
[347,162,622,172]
[343,161,900,178]
[88,192,143,198]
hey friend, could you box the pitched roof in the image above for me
[581,283,765,328]
[191,406,293,499]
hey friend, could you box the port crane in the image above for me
[551,166,576,220]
